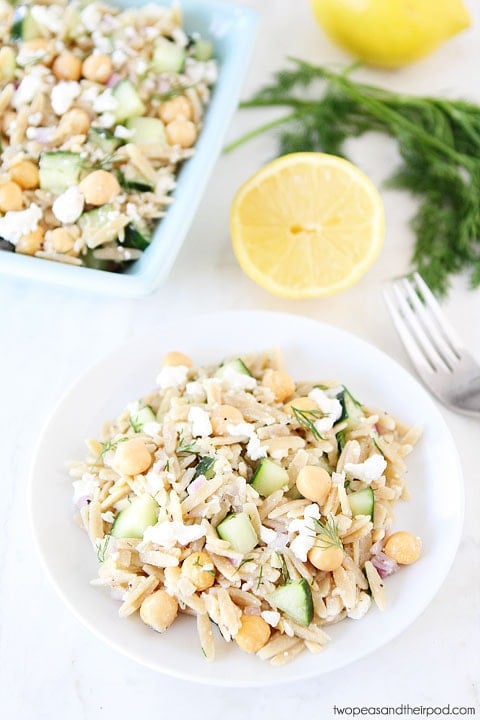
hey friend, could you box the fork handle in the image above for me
[449,375,480,416]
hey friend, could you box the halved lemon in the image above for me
[230,152,384,299]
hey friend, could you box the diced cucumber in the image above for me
[112,79,146,123]
[0,46,16,82]
[216,512,258,554]
[216,358,252,379]
[110,494,159,539]
[270,578,314,627]
[39,152,83,194]
[192,39,213,61]
[348,487,374,519]
[130,405,156,432]
[123,222,152,251]
[126,117,166,145]
[336,429,346,451]
[78,204,119,248]
[88,127,123,154]
[152,37,186,73]
[251,458,289,497]
[11,6,41,41]
[337,386,365,430]
[194,456,215,480]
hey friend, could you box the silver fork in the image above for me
[383,272,480,417]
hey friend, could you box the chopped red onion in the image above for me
[371,551,398,578]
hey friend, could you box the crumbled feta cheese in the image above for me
[26,126,55,143]
[97,112,115,129]
[155,175,176,196]
[226,421,254,437]
[51,81,81,115]
[261,610,280,627]
[288,503,320,561]
[14,73,44,109]
[81,3,102,31]
[79,86,100,104]
[0,204,42,245]
[114,125,134,140]
[188,407,212,437]
[111,49,128,68]
[156,364,188,389]
[218,365,257,391]
[185,380,206,401]
[142,422,162,438]
[31,4,63,33]
[259,525,278,545]
[347,592,372,620]
[139,520,205,550]
[52,186,84,224]
[308,387,343,433]
[28,112,42,126]
[101,511,115,523]
[72,473,97,504]
[93,89,118,114]
[135,58,148,75]
[246,433,267,461]
[344,453,387,484]
[170,27,189,47]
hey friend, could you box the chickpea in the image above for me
[16,227,44,255]
[82,54,113,83]
[262,369,295,403]
[296,465,332,505]
[52,51,82,81]
[79,170,120,205]
[284,396,318,415]
[181,551,215,591]
[308,544,345,572]
[112,438,152,476]
[59,108,91,136]
[10,160,39,190]
[44,227,76,254]
[162,351,192,367]
[165,118,197,148]
[158,96,192,124]
[384,531,422,565]
[0,181,23,212]
[139,590,178,633]
[210,404,244,436]
[235,615,271,654]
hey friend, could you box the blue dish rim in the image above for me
[0,0,258,296]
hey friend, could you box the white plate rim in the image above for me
[28,310,465,686]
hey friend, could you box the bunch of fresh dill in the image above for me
[226,58,480,296]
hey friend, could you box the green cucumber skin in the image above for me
[270,578,314,626]
[251,458,289,497]
[194,456,215,480]
[348,487,374,519]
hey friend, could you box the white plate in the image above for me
[29,311,464,686]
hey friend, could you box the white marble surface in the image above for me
[1,1,480,717]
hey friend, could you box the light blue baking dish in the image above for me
[0,0,257,296]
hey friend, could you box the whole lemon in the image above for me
[310,0,471,68]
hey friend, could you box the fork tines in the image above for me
[383,272,464,375]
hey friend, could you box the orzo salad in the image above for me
[70,350,422,665]
[0,0,216,268]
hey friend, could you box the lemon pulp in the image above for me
[230,153,384,299]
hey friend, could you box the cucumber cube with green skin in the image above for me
[270,578,314,626]
[110,494,159,539]
[192,39,213,61]
[152,37,186,73]
[11,6,40,41]
[348,486,374,519]
[126,117,167,145]
[337,386,364,430]
[78,204,119,249]
[39,152,83,194]
[216,358,252,379]
[88,127,123,154]
[112,79,146,123]
[251,458,289,497]
[123,223,152,251]
[194,456,215,480]
[130,406,156,432]
[216,512,258,554]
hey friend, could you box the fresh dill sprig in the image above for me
[96,535,111,563]
[311,515,343,550]
[96,437,128,463]
[129,416,142,433]
[176,432,200,456]
[276,552,290,584]
[233,557,255,574]
[291,406,325,441]
[227,58,480,296]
